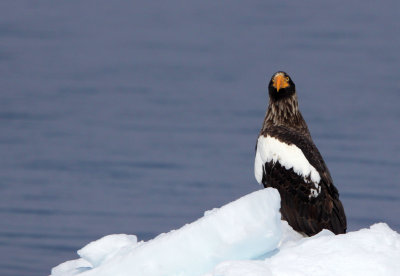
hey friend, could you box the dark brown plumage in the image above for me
[255,71,347,236]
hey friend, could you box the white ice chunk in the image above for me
[278,220,305,248]
[205,260,273,276]
[77,234,138,267]
[50,258,92,276]
[51,188,282,276]
[207,223,400,276]
[51,186,400,276]
[265,223,400,276]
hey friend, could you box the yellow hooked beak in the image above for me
[273,74,290,92]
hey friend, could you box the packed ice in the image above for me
[50,188,400,276]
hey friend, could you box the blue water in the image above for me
[0,1,399,275]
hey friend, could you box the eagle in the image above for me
[254,71,347,236]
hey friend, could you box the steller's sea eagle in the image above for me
[254,71,347,236]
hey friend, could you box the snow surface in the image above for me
[206,223,400,276]
[51,188,400,276]
[255,135,321,198]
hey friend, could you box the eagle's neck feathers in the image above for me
[261,94,311,137]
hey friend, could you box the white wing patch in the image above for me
[254,135,321,198]
[254,149,264,184]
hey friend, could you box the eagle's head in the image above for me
[268,71,296,100]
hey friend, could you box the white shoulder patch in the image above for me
[254,149,264,184]
[254,135,321,198]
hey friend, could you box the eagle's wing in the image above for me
[255,125,347,235]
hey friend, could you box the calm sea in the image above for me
[0,1,399,275]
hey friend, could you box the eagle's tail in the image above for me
[330,198,347,234]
